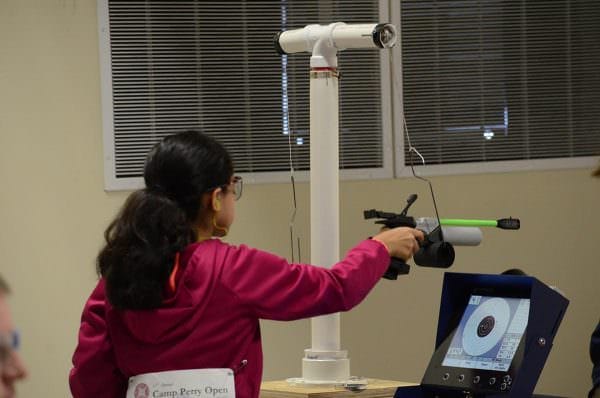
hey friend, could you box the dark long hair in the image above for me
[97,130,233,310]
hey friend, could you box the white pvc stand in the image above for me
[276,22,397,387]
[301,54,349,383]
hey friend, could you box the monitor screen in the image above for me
[441,295,530,372]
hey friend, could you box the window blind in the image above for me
[101,0,385,188]
[400,0,600,166]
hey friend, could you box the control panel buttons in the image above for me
[458,374,465,382]
[489,377,496,385]
[500,382,508,391]
[442,373,450,381]
[473,376,480,384]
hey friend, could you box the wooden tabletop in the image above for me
[260,379,418,398]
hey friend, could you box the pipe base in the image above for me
[300,349,350,384]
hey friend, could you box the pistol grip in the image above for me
[383,257,411,279]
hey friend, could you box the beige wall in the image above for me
[0,1,598,397]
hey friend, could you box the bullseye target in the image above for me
[461,297,510,356]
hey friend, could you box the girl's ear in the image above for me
[210,188,223,212]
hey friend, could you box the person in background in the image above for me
[590,163,600,398]
[0,275,27,398]
[70,130,424,398]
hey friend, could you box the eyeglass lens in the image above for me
[0,330,19,364]
[234,177,243,200]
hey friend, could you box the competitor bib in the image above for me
[127,368,235,398]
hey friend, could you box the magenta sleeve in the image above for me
[220,239,390,321]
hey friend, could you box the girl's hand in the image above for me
[372,227,425,261]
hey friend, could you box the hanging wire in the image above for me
[404,118,443,234]
[281,0,301,263]
[285,71,297,262]
[392,50,444,237]
[288,132,300,263]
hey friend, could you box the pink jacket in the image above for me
[69,238,389,397]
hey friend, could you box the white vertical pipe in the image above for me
[301,51,350,383]
[310,69,340,352]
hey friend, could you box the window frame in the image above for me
[97,0,394,191]
[390,0,600,178]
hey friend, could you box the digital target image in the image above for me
[442,295,530,372]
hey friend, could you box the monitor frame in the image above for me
[422,291,530,395]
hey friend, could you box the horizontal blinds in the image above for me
[108,0,383,178]
[401,0,600,165]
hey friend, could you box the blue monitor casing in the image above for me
[394,272,569,398]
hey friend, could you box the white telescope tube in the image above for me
[274,23,397,68]
[275,22,397,54]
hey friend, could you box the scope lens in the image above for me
[374,24,398,48]
[380,27,395,46]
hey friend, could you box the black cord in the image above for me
[404,115,444,240]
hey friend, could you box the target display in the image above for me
[442,295,529,371]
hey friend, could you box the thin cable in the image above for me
[289,172,298,262]
[289,226,295,263]
[403,118,442,227]
[281,0,301,262]
[393,53,444,238]
[286,78,299,261]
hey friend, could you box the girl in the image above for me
[70,130,423,398]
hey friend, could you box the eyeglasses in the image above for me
[230,176,243,201]
[206,176,243,201]
[0,330,19,365]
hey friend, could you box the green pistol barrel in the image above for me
[440,219,498,227]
